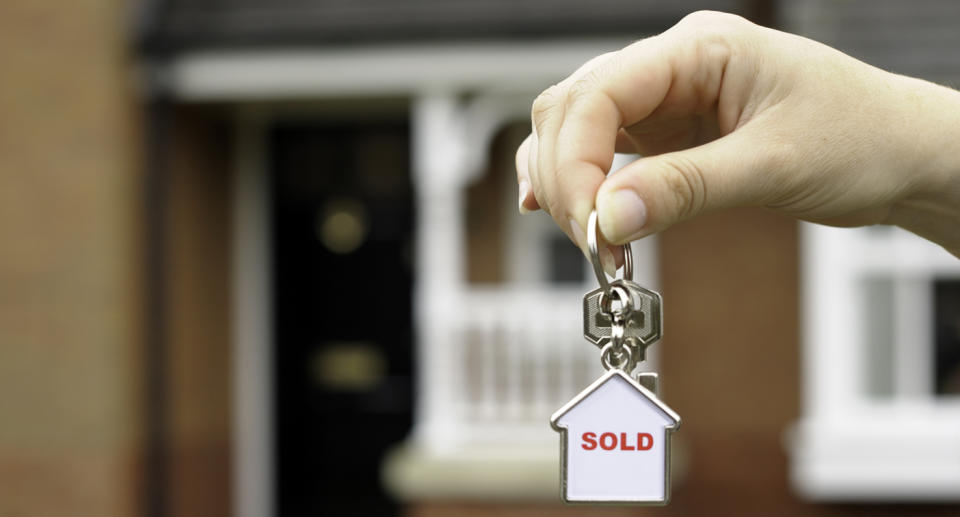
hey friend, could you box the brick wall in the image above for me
[0,1,143,515]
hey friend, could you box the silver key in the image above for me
[583,278,662,359]
[553,209,678,506]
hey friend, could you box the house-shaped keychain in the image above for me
[551,369,680,504]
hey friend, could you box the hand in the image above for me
[515,11,960,259]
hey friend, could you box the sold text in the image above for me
[581,432,654,451]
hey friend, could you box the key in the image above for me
[552,209,678,506]
[583,279,662,360]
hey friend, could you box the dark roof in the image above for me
[138,0,741,55]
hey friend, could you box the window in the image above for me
[934,280,960,396]
[548,232,586,284]
[791,224,960,501]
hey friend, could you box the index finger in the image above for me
[550,36,676,238]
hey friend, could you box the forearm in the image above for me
[887,75,960,256]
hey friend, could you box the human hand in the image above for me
[515,11,960,260]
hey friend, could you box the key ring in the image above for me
[587,209,633,298]
[600,323,633,371]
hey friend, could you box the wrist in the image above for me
[887,76,960,255]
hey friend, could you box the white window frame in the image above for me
[791,223,960,501]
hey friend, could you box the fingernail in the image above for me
[600,247,617,277]
[568,218,586,252]
[518,180,531,215]
[598,189,647,242]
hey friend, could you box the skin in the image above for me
[515,11,960,267]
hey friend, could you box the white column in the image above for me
[231,109,273,517]
[411,93,470,451]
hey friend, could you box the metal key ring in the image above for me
[598,285,634,318]
[600,340,633,371]
[587,209,633,298]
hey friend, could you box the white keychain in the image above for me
[551,210,680,505]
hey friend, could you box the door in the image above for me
[270,116,414,516]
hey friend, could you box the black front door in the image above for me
[270,115,414,516]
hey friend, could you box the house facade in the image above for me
[136,0,960,514]
[5,1,960,516]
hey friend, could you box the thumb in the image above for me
[596,128,779,243]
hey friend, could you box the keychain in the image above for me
[551,210,680,505]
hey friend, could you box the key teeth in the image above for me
[624,337,648,372]
[635,372,659,395]
[634,348,646,363]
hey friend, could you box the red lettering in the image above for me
[581,432,597,450]
[637,432,653,450]
[599,432,617,450]
[579,431,655,452]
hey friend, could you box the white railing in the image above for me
[417,287,605,451]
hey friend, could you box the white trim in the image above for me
[231,108,274,517]
[790,412,960,501]
[165,39,630,101]
[800,224,861,416]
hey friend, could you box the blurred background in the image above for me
[2,0,960,516]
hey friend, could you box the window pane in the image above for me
[548,232,585,284]
[934,279,960,396]
[863,277,895,397]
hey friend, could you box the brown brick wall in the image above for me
[0,0,143,515]
[165,106,233,517]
